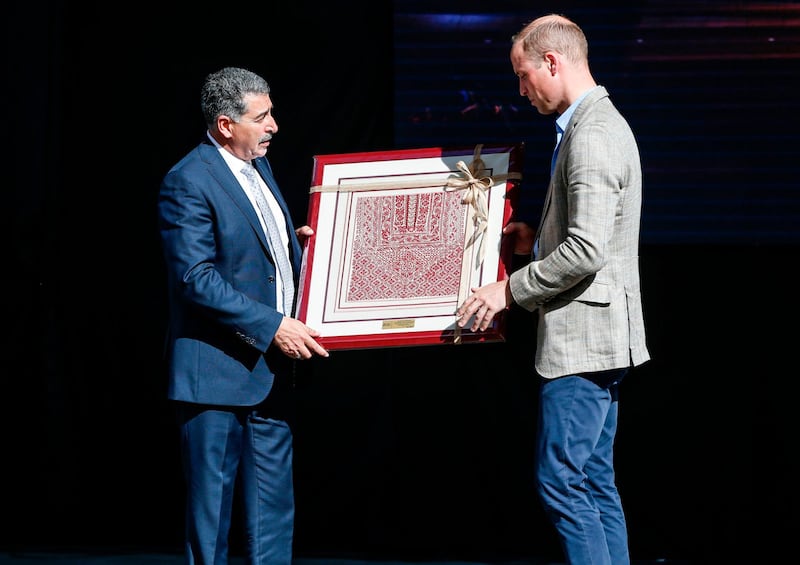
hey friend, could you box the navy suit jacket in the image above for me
[158,139,302,406]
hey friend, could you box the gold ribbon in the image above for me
[444,145,496,268]
[444,145,521,344]
[446,145,497,345]
[308,144,520,198]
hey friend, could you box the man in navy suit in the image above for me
[158,66,329,565]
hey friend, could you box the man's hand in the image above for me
[504,221,536,255]
[455,279,513,332]
[273,317,330,360]
[295,225,314,245]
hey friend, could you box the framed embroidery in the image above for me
[295,143,524,350]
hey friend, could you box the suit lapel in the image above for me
[252,157,302,273]
[200,144,271,251]
[252,159,290,221]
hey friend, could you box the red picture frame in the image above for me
[295,143,524,350]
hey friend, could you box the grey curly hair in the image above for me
[200,67,271,128]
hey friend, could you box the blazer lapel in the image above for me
[535,86,609,252]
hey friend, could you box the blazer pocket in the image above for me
[571,280,611,306]
[549,274,611,306]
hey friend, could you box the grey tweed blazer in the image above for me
[509,85,651,379]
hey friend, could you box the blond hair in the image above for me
[512,14,589,67]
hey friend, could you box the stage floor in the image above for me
[0,553,698,565]
[0,556,555,565]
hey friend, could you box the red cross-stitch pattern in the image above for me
[346,191,467,301]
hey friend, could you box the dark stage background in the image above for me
[5,1,798,564]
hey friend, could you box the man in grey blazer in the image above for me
[456,14,650,565]
[158,67,329,565]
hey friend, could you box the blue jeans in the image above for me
[536,369,629,565]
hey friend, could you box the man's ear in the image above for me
[545,53,557,75]
[217,115,234,139]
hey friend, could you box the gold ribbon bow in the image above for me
[445,145,496,345]
[445,146,494,267]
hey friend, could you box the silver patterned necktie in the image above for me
[240,164,295,315]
